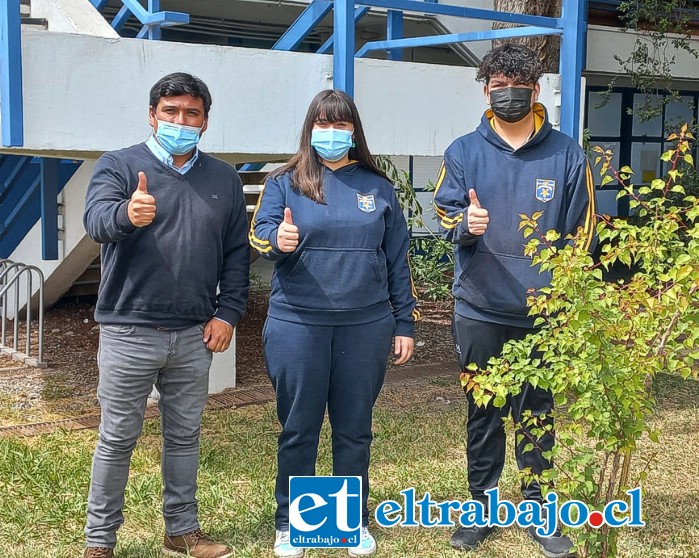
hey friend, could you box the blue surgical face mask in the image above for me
[155,119,203,156]
[311,128,353,162]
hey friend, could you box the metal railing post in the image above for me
[0,259,46,367]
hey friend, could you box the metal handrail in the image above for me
[0,259,45,367]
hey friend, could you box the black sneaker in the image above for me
[527,525,576,558]
[449,525,495,551]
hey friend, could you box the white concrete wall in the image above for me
[3,30,562,161]
[30,0,118,38]
[586,25,699,80]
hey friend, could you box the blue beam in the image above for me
[356,0,562,29]
[387,10,404,61]
[89,0,110,10]
[147,0,161,40]
[334,0,355,96]
[120,0,151,24]
[40,158,59,261]
[559,0,588,140]
[0,0,24,147]
[318,7,370,55]
[274,0,333,51]
[141,12,189,26]
[112,4,131,31]
[1,173,39,240]
[357,25,562,57]
[0,157,31,201]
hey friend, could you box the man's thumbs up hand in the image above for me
[467,188,489,236]
[277,207,299,252]
[128,172,157,227]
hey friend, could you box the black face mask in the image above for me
[489,87,533,123]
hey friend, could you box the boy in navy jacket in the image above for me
[434,44,596,558]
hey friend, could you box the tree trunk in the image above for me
[492,0,561,73]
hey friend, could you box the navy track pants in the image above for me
[263,314,395,529]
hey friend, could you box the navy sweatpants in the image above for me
[263,314,395,529]
[452,314,554,507]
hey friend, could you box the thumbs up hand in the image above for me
[127,172,157,227]
[467,189,489,236]
[276,207,299,252]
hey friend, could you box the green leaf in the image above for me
[601,175,614,187]
[684,153,694,166]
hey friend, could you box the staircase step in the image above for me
[20,0,30,18]
[64,255,100,299]
[20,18,48,31]
[238,171,270,185]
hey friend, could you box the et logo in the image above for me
[289,476,361,548]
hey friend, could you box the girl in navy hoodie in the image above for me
[250,90,419,557]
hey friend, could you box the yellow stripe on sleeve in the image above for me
[406,254,422,322]
[440,213,464,230]
[248,183,273,251]
[583,162,597,251]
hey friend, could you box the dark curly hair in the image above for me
[149,72,212,116]
[476,43,543,86]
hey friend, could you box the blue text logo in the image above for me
[375,487,644,536]
[289,476,362,548]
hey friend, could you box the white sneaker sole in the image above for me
[348,547,376,557]
[274,549,305,558]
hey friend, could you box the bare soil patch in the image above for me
[0,291,455,427]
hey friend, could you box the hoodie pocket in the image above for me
[280,247,386,310]
[459,249,551,317]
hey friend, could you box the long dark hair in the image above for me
[269,89,389,203]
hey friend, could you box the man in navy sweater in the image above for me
[82,73,249,558]
[434,45,596,558]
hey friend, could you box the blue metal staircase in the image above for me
[0,156,79,258]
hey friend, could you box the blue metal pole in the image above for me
[357,0,561,28]
[334,0,355,97]
[0,0,24,147]
[40,158,59,261]
[559,0,588,141]
[111,4,131,31]
[387,10,404,61]
[318,6,369,55]
[357,26,562,57]
[274,0,333,51]
[89,0,110,10]
[148,0,161,40]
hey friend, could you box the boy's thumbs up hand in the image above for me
[467,188,489,236]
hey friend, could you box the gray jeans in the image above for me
[85,323,212,548]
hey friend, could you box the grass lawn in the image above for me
[0,374,697,558]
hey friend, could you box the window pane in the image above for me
[632,94,663,137]
[630,142,661,184]
[597,189,620,217]
[664,96,695,134]
[412,191,440,236]
[587,92,621,137]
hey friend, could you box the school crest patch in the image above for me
[535,179,556,203]
[357,193,376,213]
